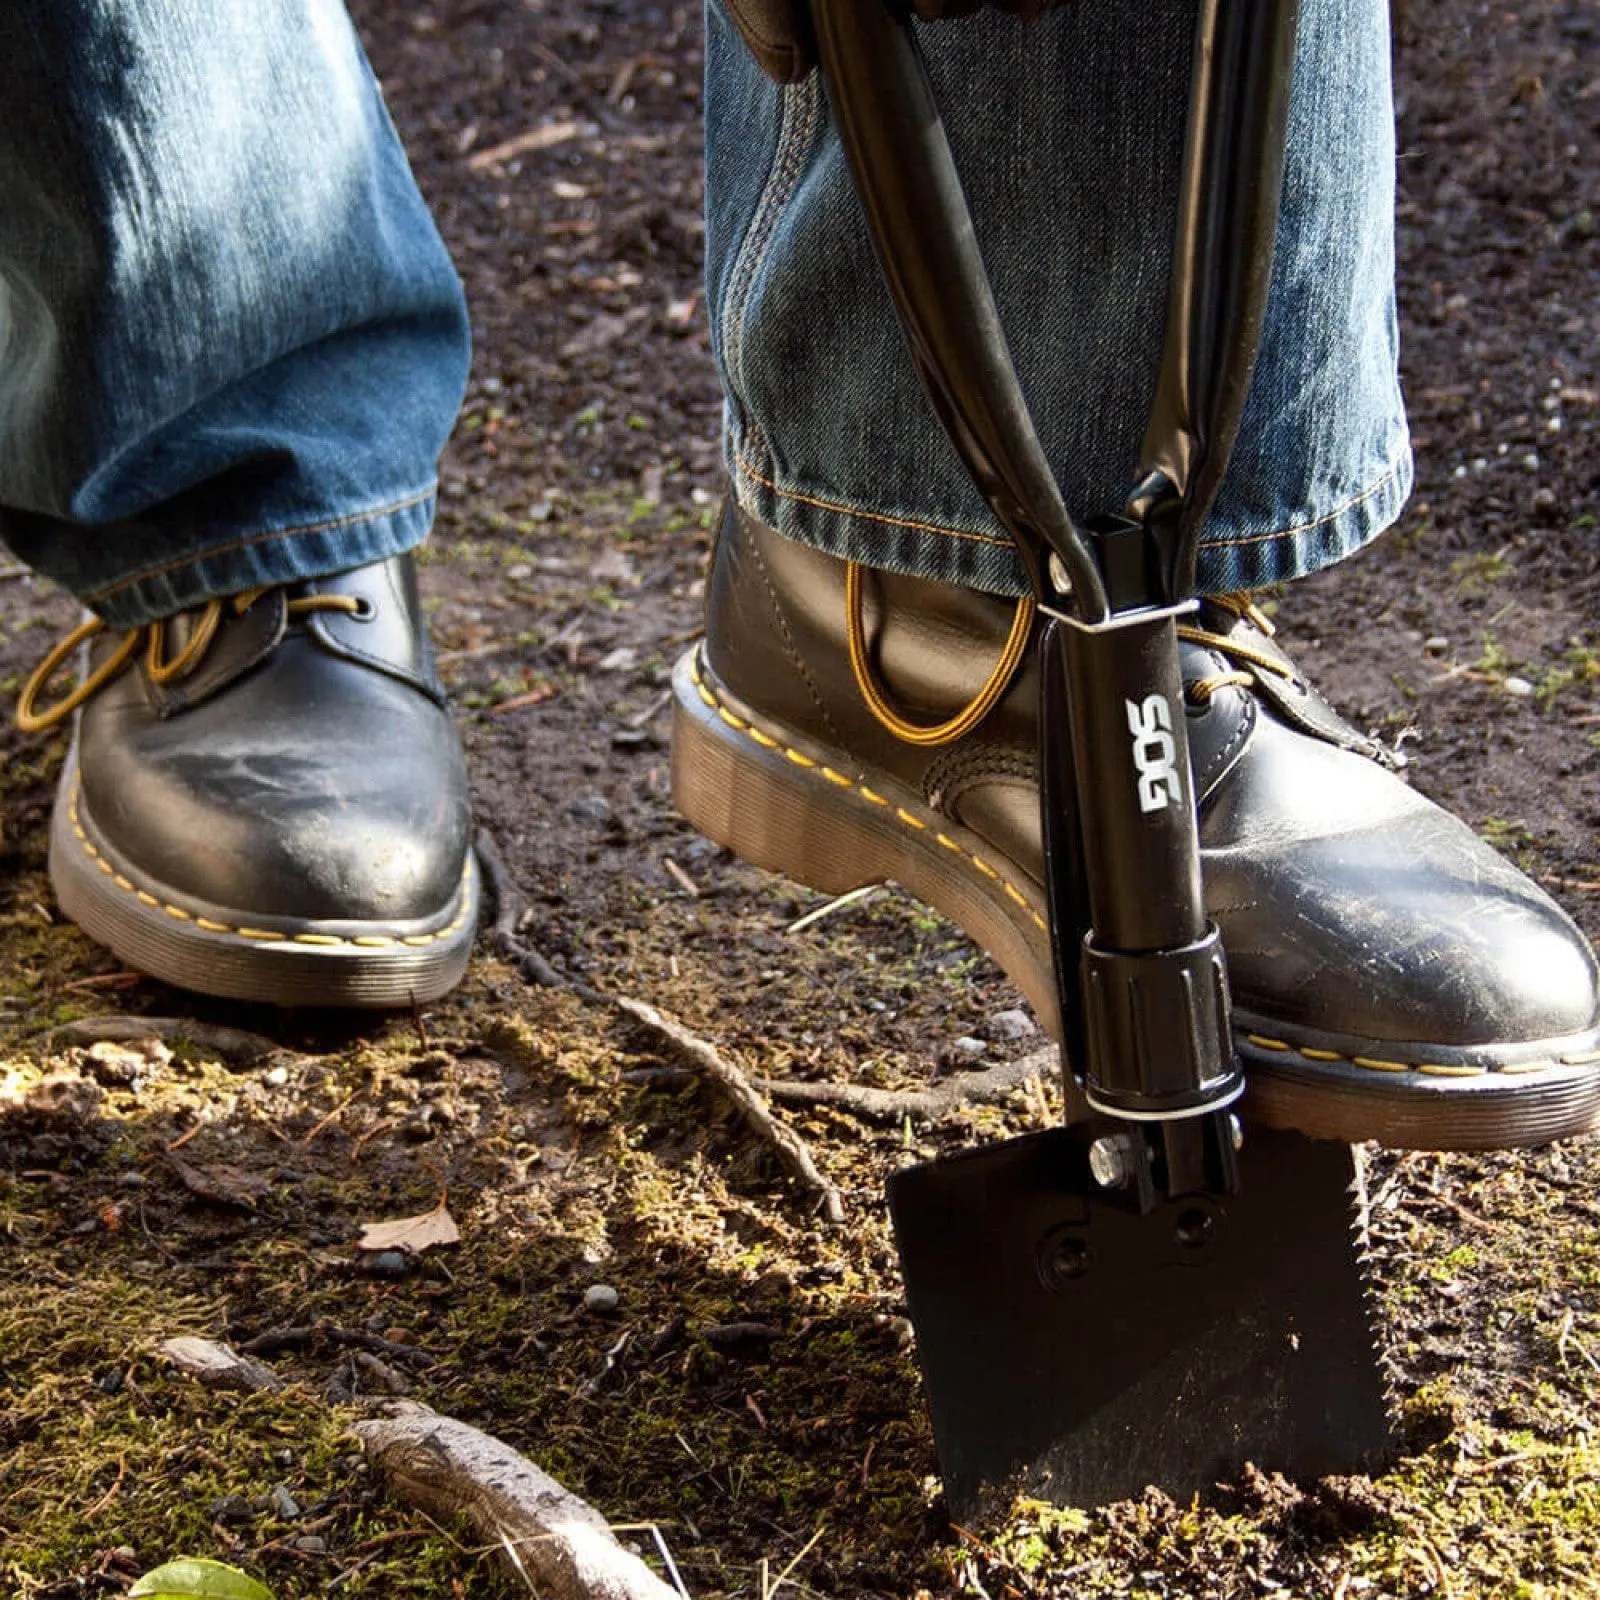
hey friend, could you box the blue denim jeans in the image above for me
[0,0,469,628]
[705,0,1413,597]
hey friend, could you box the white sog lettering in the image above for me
[1125,694,1183,813]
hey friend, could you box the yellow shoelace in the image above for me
[847,573,1297,744]
[15,588,365,734]
[845,560,1036,748]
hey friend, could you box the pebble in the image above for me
[269,1484,301,1520]
[985,1008,1036,1042]
[1502,676,1535,699]
[263,1065,289,1088]
[1533,487,1558,514]
[584,1283,620,1314]
[210,1493,255,1526]
[292,1536,328,1556]
[1521,452,1540,473]
[362,1250,410,1280]
[1422,636,1450,656]
[951,1035,988,1058]
[567,792,614,828]
[528,499,556,522]
[507,562,533,580]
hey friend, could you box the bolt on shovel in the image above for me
[811,0,1399,1521]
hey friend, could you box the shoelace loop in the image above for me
[16,589,365,734]
[846,560,1035,748]
[848,578,1300,743]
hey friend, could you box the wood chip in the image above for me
[158,1336,284,1393]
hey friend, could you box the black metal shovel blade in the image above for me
[889,1122,1397,1522]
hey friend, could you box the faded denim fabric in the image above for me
[0,0,469,627]
[705,0,1412,596]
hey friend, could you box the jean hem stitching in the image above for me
[84,484,438,603]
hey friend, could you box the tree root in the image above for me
[478,828,846,1224]
[622,1045,1061,1126]
[612,995,846,1225]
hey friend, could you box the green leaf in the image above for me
[129,1558,276,1600]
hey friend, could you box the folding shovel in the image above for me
[809,0,1398,1519]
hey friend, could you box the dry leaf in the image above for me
[167,1154,270,1210]
[357,1202,460,1255]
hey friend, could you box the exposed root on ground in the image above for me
[621,1048,1060,1125]
[480,825,847,1224]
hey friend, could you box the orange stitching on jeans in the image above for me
[1201,461,1408,549]
[84,485,438,604]
[734,448,1015,550]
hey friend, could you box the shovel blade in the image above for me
[889,1122,1396,1521]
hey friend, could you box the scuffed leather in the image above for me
[728,0,1066,84]
[704,504,1600,1047]
[77,555,470,924]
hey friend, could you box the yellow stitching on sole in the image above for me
[1352,1056,1409,1073]
[1498,1060,1551,1075]
[1418,1063,1487,1077]
[67,776,472,951]
[1561,1049,1600,1066]
[1298,1047,1344,1062]
[691,650,1049,933]
[1246,1035,1292,1052]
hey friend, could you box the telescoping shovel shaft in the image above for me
[810,0,1398,1516]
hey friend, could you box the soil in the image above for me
[0,0,1597,1596]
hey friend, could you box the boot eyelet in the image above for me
[348,597,376,622]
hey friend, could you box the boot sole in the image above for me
[49,748,477,1009]
[673,646,1600,1150]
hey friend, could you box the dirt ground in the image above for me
[1,0,1598,1595]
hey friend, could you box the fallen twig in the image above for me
[475,828,565,986]
[480,835,845,1222]
[46,1015,285,1064]
[623,1046,1061,1127]
[612,995,845,1224]
[354,1401,679,1600]
[467,119,585,171]
[237,1320,437,1369]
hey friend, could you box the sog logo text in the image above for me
[1125,694,1182,813]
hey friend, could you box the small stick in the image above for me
[45,1015,284,1064]
[785,883,880,935]
[85,1454,127,1517]
[299,1088,359,1149]
[662,858,701,898]
[613,995,845,1224]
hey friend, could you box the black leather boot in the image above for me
[20,555,476,1007]
[672,504,1600,1149]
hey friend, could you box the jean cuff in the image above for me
[76,486,437,628]
[731,440,1414,601]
